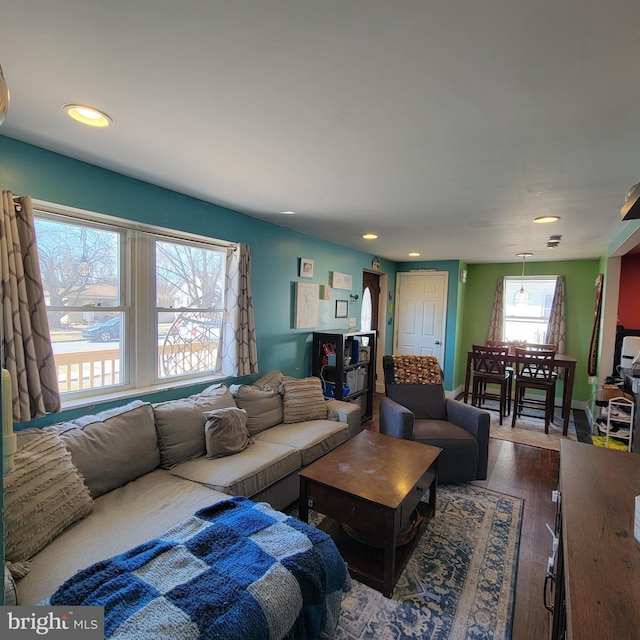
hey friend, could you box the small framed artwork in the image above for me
[299,258,314,278]
[330,271,353,290]
[335,300,348,318]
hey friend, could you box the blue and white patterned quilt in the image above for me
[48,497,348,639]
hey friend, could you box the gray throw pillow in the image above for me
[203,407,254,458]
[230,384,283,435]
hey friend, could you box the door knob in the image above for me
[435,341,441,345]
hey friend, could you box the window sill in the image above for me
[59,374,230,412]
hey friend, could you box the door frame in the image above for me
[394,270,448,366]
[362,268,387,394]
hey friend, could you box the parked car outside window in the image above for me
[81,317,120,342]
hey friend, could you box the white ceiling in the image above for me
[1,0,639,263]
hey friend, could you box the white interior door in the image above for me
[395,272,448,365]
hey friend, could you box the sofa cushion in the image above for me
[15,470,231,606]
[153,386,236,468]
[254,370,285,393]
[282,376,328,424]
[204,407,254,458]
[52,400,160,498]
[413,419,479,484]
[3,433,94,568]
[169,440,301,498]
[4,563,18,606]
[254,419,349,465]
[230,384,284,435]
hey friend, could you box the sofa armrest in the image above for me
[379,397,415,440]
[326,399,362,438]
[445,398,491,479]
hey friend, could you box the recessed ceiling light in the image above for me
[408,252,421,257]
[63,104,112,127]
[280,211,296,215]
[533,215,561,224]
[362,234,378,240]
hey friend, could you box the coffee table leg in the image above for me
[299,477,309,523]
[382,537,396,598]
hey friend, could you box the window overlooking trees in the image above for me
[34,207,231,402]
[155,239,225,379]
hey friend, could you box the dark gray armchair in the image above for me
[380,355,490,483]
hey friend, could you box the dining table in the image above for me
[463,349,578,436]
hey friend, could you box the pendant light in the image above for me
[513,253,533,307]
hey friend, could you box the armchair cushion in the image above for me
[386,384,447,421]
[412,420,480,484]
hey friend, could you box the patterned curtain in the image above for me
[546,276,566,354]
[487,276,505,341]
[1,191,60,422]
[217,243,258,377]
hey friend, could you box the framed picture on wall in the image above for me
[335,300,348,318]
[299,258,314,278]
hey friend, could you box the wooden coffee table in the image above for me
[299,430,441,597]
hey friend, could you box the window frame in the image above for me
[502,275,558,344]
[34,200,235,409]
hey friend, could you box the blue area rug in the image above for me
[306,483,523,640]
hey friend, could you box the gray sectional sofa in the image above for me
[4,371,361,608]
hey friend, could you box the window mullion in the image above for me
[131,232,156,387]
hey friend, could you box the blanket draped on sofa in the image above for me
[48,497,348,639]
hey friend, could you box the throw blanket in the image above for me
[49,497,348,639]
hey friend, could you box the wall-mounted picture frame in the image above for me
[294,282,319,328]
[335,299,348,318]
[330,271,353,290]
[299,257,314,278]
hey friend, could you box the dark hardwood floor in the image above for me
[366,393,559,640]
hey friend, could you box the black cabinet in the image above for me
[311,330,376,423]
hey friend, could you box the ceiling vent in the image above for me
[547,235,562,249]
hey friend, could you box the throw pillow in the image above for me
[282,376,328,424]
[229,384,283,435]
[203,407,254,458]
[3,433,94,569]
[153,386,236,468]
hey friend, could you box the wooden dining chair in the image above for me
[471,344,511,424]
[511,347,557,433]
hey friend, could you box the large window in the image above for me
[503,276,557,344]
[34,205,232,403]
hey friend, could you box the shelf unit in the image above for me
[311,330,376,423]
[603,396,635,451]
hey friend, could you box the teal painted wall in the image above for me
[457,259,601,403]
[0,136,391,426]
